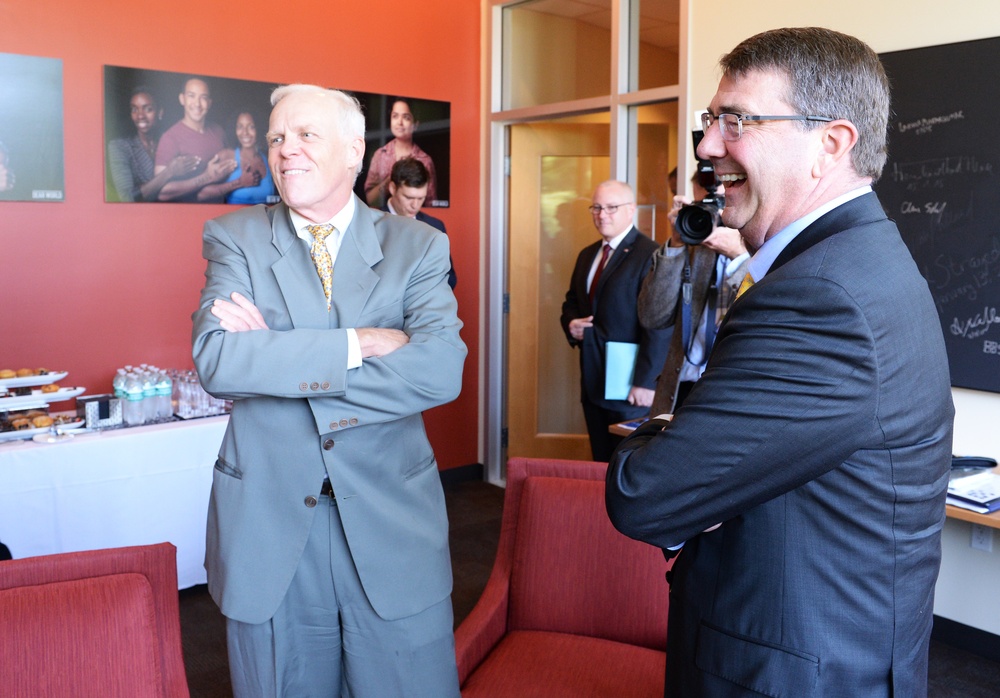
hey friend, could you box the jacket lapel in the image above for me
[268,202,340,328]
[594,226,639,301]
[329,197,382,329]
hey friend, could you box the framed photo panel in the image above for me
[0,52,64,202]
[103,67,451,210]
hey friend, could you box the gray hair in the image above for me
[270,84,366,143]
[720,27,890,181]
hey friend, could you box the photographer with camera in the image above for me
[638,161,749,416]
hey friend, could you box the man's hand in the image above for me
[211,292,268,332]
[667,194,693,248]
[568,316,593,341]
[702,225,747,260]
[627,386,655,407]
[357,327,409,358]
[205,153,238,183]
[164,154,200,180]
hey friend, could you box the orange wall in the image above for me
[0,0,481,469]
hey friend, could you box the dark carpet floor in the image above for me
[178,479,1000,697]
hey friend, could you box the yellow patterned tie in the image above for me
[736,273,755,299]
[307,224,335,309]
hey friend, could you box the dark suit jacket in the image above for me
[606,193,954,697]
[380,204,457,288]
[560,226,671,414]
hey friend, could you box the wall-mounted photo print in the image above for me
[104,67,451,209]
[355,93,450,209]
[0,53,64,202]
[104,67,279,204]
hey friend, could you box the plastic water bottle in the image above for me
[112,368,127,399]
[123,373,145,426]
[141,371,157,423]
[155,370,173,420]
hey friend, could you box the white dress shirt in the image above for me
[288,197,363,369]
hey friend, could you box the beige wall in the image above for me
[689,1,1000,634]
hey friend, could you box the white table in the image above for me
[0,416,227,588]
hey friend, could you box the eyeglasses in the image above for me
[588,203,632,215]
[701,112,834,142]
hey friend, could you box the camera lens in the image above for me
[676,201,720,245]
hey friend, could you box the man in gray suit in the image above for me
[606,28,953,696]
[192,84,466,697]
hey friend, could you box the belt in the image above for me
[320,478,334,497]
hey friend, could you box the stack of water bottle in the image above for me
[173,369,229,419]
[112,366,228,427]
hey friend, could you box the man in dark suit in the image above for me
[606,28,954,697]
[192,84,465,697]
[561,180,670,461]
[382,157,456,288]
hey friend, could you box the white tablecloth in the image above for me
[0,416,227,589]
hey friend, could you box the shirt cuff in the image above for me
[346,328,362,369]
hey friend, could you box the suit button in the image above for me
[321,381,330,390]
[299,382,309,391]
[323,438,335,450]
[304,496,318,508]
[349,417,358,426]
[329,422,338,430]
[337,419,347,427]
[310,382,319,391]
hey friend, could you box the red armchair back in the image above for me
[455,457,671,697]
[0,542,189,698]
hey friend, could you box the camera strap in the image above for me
[681,254,720,367]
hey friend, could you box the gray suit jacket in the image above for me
[637,244,748,415]
[192,197,467,624]
[607,193,954,696]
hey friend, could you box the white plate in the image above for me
[0,418,85,443]
[0,371,68,390]
[32,432,76,444]
[0,386,86,410]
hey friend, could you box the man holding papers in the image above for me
[560,180,670,461]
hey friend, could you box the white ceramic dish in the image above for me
[0,419,86,443]
[0,387,86,410]
[0,371,69,390]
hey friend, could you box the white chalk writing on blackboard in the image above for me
[951,306,1000,339]
[889,156,993,187]
[925,238,1000,314]
[896,110,964,135]
[901,200,948,223]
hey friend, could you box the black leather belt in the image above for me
[320,478,334,497]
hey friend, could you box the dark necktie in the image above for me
[589,243,611,304]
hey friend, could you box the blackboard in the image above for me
[876,37,1000,394]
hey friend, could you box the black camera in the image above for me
[675,130,724,245]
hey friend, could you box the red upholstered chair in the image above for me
[0,542,190,698]
[455,457,672,697]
